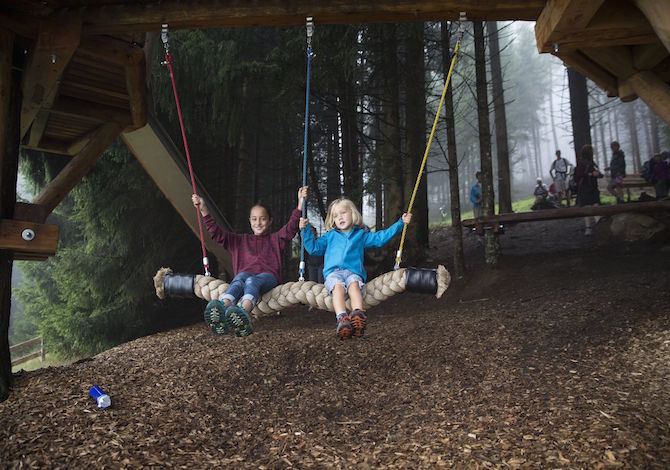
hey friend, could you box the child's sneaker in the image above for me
[350,309,367,337]
[226,305,253,337]
[204,299,229,335]
[336,315,352,340]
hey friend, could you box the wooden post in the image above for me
[0,29,17,402]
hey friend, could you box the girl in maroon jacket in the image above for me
[192,186,307,336]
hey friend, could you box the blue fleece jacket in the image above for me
[301,218,404,281]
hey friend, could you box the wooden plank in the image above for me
[558,51,618,96]
[78,36,145,67]
[634,0,670,54]
[0,219,59,256]
[125,53,147,129]
[11,350,41,367]
[79,1,544,34]
[0,10,38,38]
[34,122,122,215]
[462,200,670,227]
[10,336,41,352]
[625,71,670,127]
[535,0,605,53]
[20,16,82,140]
[581,46,635,80]
[51,96,132,126]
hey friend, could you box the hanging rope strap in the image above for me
[394,13,467,270]
[161,25,210,276]
[298,16,315,282]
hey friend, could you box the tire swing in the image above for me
[154,16,466,319]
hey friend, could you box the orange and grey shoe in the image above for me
[336,315,352,340]
[350,309,367,337]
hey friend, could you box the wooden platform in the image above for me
[461,200,670,228]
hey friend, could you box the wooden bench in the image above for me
[461,200,670,228]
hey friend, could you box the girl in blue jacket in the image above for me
[300,198,412,339]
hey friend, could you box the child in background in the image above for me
[300,198,412,339]
[192,186,308,336]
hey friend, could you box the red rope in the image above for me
[164,51,210,276]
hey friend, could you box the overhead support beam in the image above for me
[633,43,669,70]
[34,122,122,215]
[20,16,82,141]
[558,51,618,97]
[78,36,146,67]
[78,0,544,34]
[536,0,656,53]
[634,0,670,54]
[535,0,606,53]
[581,46,635,80]
[625,71,670,127]
[0,11,37,38]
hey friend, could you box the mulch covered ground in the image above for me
[2,218,670,468]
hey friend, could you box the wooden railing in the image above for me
[10,336,45,367]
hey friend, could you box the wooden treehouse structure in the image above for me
[0,0,669,396]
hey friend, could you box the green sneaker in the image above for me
[226,305,253,337]
[204,299,229,335]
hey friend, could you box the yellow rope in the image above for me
[395,40,462,269]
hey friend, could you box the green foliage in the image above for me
[17,142,203,359]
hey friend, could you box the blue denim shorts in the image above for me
[324,269,365,297]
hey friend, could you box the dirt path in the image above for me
[2,220,669,468]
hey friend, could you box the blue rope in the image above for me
[298,46,312,281]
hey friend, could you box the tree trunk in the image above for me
[599,120,608,170]
[649,108,660,153]
[548,68,560,153]
[404,22,428,254]
[441,21,465,277]
[532,120,544,177]
[0,30,18,402]
[628,104,642,172]
[381,24,404,227]
[487,21,512,214]
[327,107,341,202]
[339,75,361,208]
[474,22,499,265]
[567,68,592,161]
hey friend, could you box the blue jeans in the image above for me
[221,272,278,308]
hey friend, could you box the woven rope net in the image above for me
[154,266,450,319]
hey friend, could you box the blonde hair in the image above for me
[324,198,363,231]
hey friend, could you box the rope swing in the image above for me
[153,17,462,319]
[395,12,467,269]
[298,16,315,282]
[161,24,210,276]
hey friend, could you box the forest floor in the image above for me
[1,216,670,469]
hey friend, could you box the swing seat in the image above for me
[154,265,451,319]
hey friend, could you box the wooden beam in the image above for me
[634,0,670,54]
[78,36,145,67]
[26,84,60,147]
[125,53,147,129]
[632,43,669,70]
[535,0,606,53]
[20,16,81,141]
[625,71,670,127]
[50,96,132,126]
[536,0,656,53]
[0,10,38,38]
[13,202,49,224]
[0,219,58,257]
[0,28,17,403]
[580,46,635,80]
[79,0,544,34]
[34,122,122,215]
[462,200,670,227]
[558,51,618,96]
